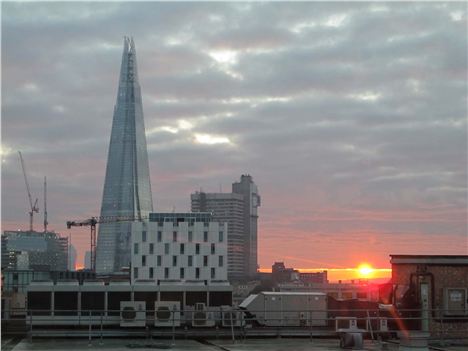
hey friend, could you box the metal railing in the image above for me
[2,307,467,345]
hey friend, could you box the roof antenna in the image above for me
[44,176,48,232]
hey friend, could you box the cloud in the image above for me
[2,2,467,267]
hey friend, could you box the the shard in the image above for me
[95,37,153,273]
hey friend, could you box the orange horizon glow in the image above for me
[259,266,392,282]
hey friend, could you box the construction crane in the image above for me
[66,215,148,272]
[43,176,48,232]
[18,151,39,232]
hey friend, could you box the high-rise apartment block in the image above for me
[130,213,227,283]
[96,37,153,273]
[191,175,260,280]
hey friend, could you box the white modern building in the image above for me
[131,213,228,283]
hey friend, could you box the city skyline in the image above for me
[2,2,467,272]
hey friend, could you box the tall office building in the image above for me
[232,175,260,277]
[95,37,153,273]
[191,175,260,280]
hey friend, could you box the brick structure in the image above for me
[390,255,468,338]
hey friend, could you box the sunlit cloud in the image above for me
[348,91,381,102]
[324,14,347,28]
[450,11,464,21]
[209,50,238,65]
[194,133,232,145]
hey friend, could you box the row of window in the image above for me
[141,231,224,243]
[140,255,224,268]
[133,267,217,279]
[134,242,220,255]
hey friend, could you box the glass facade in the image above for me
[95,37,153,273]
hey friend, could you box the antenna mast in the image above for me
[44,176,48,232]
[18,151,39,231]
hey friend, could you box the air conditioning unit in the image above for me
[192,303,215,327]
[120,301,146,327]
[221,306,244,327]
[335,316,358,332]
[154,301,180,327]
[379,317,388,332]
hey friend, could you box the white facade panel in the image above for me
[131,214,228,283]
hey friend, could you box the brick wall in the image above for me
[392,263,468,338]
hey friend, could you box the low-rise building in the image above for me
[279,281,380,301]
[131,212,228,283]
[391,254,468,338]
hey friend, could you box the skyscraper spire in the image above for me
[95,37,153,273]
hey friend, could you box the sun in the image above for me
[358,263,374,277]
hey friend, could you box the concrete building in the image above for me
[1,230,68,271]
[96,37,153,274]
[68,244,77,271]
[131,212,228,283]
[390,254,468,338]
[271,261,328,284]
[84,251,91,270]
[191,175,260,280]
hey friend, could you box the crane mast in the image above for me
[18,151,39,231]
[44,176,48,232]
[66,215,147,272]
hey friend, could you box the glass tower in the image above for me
[95,37,153,273]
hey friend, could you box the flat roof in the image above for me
[390,255,468,265]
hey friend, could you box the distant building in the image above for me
[391,254,468,337]
[271,261,328,284]
[84,251,91,270]
[191,174,260,280]
[1,231,68,271]
[68,244,77,271]
[131,212,228,283]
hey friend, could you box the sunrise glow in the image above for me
[358,264,374,277]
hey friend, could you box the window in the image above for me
[149,267,154,279]
[164,268,169,279]
[157,255,162,266]
[188,231,193,242]
[134,243,139,254]
[173,231,177,242]
[180,243,185,255]
[219,231,224,242]
[195,243,200,255]
[134,267,138,279]
[188,256,193,267]
[196,268,200,279]
[172,255,177,267]
[165,243,170,254]
[180,268,185,279]
[203,255,208,267]
[203,231,208,242]
[157,231,162,242]
[142,255,146,267]
[219,255,223,267]
[142,231,147,242]
[211,268,215,279]
[149,243,154,254]
[211,243,215,254]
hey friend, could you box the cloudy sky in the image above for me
[2,2,467,270]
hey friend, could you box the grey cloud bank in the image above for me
[2,2,467,267]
